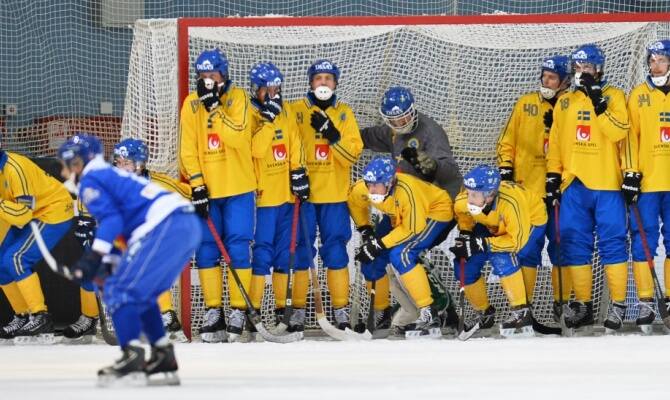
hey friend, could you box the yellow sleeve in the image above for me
[150,172,192,199]
[209,89,250,149]
[486,193,530,253]
[381,180,427,248]
[1,160,34,227]
[598,88,630,144]
[0,218,10,244]
[545,105,562,174]
[331,107,363,168]
[453,191,475,232]
[178,95,205,187]
[347,180,371,228]
[287,104,305,171]
[497,100,521,168]
[622,92,639,173]
[251,119,276,159]
[0,200,32,227]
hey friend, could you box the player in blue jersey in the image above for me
[58,134,201,387]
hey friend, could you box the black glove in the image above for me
[290,167,310,202]
[545,172,562,207]
[197,78,221,112]
[310,111,341,143]
[71,250,103,284]
[400,147,437,181]
[449,234,487,261]
[579,73,607,116]
[499,166,514,182]
[357,225,375,243]
[355,237,386,264]
[621,171,642,205]
[260,92,282,122]
[191,184,209,219]
[543,109,553,131]
[74,216,96,248]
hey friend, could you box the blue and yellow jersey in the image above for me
[250,101,305,207]
[292,97,363,203]
[454,181,546,253]
[497,92,555,196]
[348,173,453,248]
[623,80,670,192]
[0,151,73,227]
[178,85,256,198]
[546,85,630,191]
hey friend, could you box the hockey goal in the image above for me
[121,14,670,339]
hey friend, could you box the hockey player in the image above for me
[179,48,256,342]
[451,165,544,338]
[497,55,573,318]
[348,156,453,337]
[58,134,200,386]
[623,39,670,333]
[292,59,363,329]
[360,86,462,201]
[0,149,74,344]
[546,44,630,333]
[246,62,310,334]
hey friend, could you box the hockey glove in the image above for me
[357,225,375,243]
[545,172,562,207]
[401,147,437,181]
[74,216,96,248]
[260,92,282,122]
[499,166,514,182]
[191,184,210,219]
[355,237,386,264]
[72,250,103,284]
[290,167,310,202]
[449,234,486,261]
[196,78,221,112]
[543,109,553,131]
[621,171,642,205]
[310,111,341,143]
[579,73,607,116]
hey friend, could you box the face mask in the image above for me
[202,77,216,90]
[467,202,485,216]
[369,193,386,204]
[572,71,583,87]
[651,70,670,87]
[539,85,557,100]
[313,85,333,101]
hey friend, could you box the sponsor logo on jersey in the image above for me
[272,144,287,161]
[315,144,329,160]
[576,125,591,141]
[543,137,549,154]
[407,138,420,149]
[208,133,220,150]
[661,126,670,143]
[196,60,214,71]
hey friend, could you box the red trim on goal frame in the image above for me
[176,11,670,340]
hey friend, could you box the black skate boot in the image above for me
[288,308,306,334]
[145,343,180,386]
[13,311,56,345]
[405,305,441,339]
[199,307,226,343]
[499,305,534,338]
[97,344,147,387]
[564,301,594,336]
[603,301,626,334]
[226,308,245,342]
[333,307,351,331]
[63,315,98,344]
[0,314,28,344]
[552,301,564,323]
[636,299,655,335]
[162,310,188,343]
[458,305,496,341]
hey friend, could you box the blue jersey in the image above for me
[78,156,192,254]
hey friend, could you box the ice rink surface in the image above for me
[2,334,669,400]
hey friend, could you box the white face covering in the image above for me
[467,202,485,216]
[651,70,670,87]
[539,85,557,100]
[572,71,583,87]
[313,85,334,101]
[203,77,216,90]
[368,193,386,204]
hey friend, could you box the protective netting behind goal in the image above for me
[120,19,670,336]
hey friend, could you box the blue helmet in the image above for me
[308,59,340,83]
[249,62,284,92]
[194,49,229,76]
[647,40,670,62]
[58,134,102,167]
[463,165,501,193]
[379,86,418,135]
[541,55,570,82]
[362,156,397,186]
[571,44,605,73]
[113,138,148,164]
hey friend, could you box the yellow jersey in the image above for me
[292,97,363,203]
[348,173,453,248]
[147,171,191,199]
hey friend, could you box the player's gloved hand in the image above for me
[545,172,562,208]
[74,216,96,248]
[310,111,341,143]
[357,225,375,243]
[290,167,310,202]
[197,78,221,112]
[191,184,209,219]
[499,166,514,182]
[355,237,386,264]
[71,250,103,284]
[401,147,437,181]
[578,73,607,116]
[260,92,282,122]
[543,109,553,131]
[621,171,642,205]
[449,234,486,261]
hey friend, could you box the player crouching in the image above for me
[348,156,453,338]
[59,134,201,387]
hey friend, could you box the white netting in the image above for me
[119,19,670,335]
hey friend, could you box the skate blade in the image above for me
[500,325,535,339]
[405,327,441,340]
[226,332,242,343]
[97,371,147,388]
[638,325,653,336]
[372,328,390,339]
[200,330,227,343]
[572,325,594,337]
[168,330,189,343]
[147,371,180,386]
[663,325,670,335]
[13,333,57,346]
[63,335,94,345]
[0,338,14,346]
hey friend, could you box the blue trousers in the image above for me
[517,224,548,267]
[302,202,351,269]
[629,192,670,262]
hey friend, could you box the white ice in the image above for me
[2,334,669,400]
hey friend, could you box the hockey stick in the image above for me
[554,203,569,335]
[631,205,670,328]
[299,210,371,341]
[205,217,302,343]
[366,279,376,334]
[95,295,118,345]
[456,257,480,341]
[272,200,301,335]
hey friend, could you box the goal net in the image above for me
[122,15,670,338]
